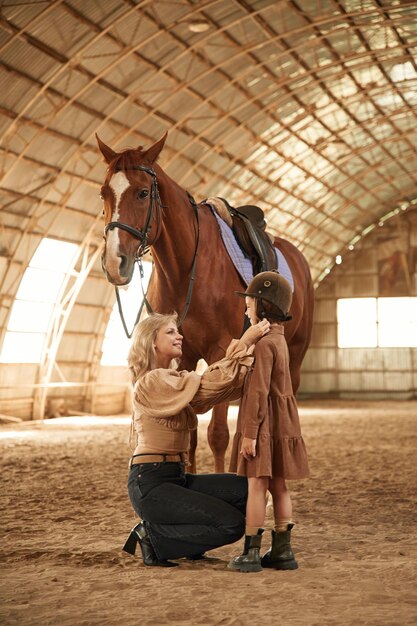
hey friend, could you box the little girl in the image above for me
[228,270,310,572]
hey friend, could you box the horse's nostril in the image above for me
[119,254,128,275]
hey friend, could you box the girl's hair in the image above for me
[128,312,179,384]
[256,298,286,323]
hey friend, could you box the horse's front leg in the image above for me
[178,352,199,472]
[208,402,230,473]
[188,426,197,474]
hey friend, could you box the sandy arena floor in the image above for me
[1,400,416,626]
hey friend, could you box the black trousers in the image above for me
[127,461,247,561]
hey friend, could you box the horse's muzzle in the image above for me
[101,252,132,286]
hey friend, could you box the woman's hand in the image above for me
[241,319,270,348]
[240,437,256,460]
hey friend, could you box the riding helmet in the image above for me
[235,270,293,320]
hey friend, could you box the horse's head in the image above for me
[96,133,167,285]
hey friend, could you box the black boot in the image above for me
[123,522,178,567]
[228,529,264,573]
[261,524,298,570]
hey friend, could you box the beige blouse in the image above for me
[132,339,253,455]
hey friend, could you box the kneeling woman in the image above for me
[124,312,270,567]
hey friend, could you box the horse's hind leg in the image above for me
[288,295,314,393]
[288,328,310,394]
[208,402,230,473]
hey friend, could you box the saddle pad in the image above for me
[207,203,294,291]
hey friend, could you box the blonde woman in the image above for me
[123,312,270,567]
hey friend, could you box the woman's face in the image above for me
[154,321,183,365]
[245,296,258,325]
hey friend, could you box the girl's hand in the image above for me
[241,319,270,348]
[240,437,256,460]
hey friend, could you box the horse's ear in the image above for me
[96,133,118,164]
[142,132,168,164]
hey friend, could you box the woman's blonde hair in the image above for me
[128,312,179,384]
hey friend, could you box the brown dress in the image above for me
[229,325,310,479]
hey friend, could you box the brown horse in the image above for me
[97,133,314,472]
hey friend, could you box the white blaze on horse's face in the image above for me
[106,171,131,278]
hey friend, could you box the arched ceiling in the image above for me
[1,0,417,291]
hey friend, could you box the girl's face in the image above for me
[245,296,258,326]
[154,322,183,366]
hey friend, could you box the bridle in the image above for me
[104,164,163,258]
[103,164,200,337]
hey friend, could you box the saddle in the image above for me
[218,198,278,275]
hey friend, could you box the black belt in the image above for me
[129,453,185,467]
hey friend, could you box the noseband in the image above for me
[104,164,162,257]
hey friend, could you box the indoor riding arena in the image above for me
[1,2,416,626]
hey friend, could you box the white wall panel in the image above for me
[302,347,336,371]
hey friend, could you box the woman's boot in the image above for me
[123,522,178,567]
[228,529,263,573]
[261,523,298,570]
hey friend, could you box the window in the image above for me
[101,261,153,366]
[337,297,417,348]
[378,298,417,347]
[337,298,377,348]
[1,238,79,363]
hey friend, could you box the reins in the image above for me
[105,165,200,338]
[178,192,200,327]
[114,259,154,339]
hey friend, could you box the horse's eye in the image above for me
[99,193,104,200]
[138,189,149,200]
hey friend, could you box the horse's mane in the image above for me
[105,148,140,175]
[106,146,162,178]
